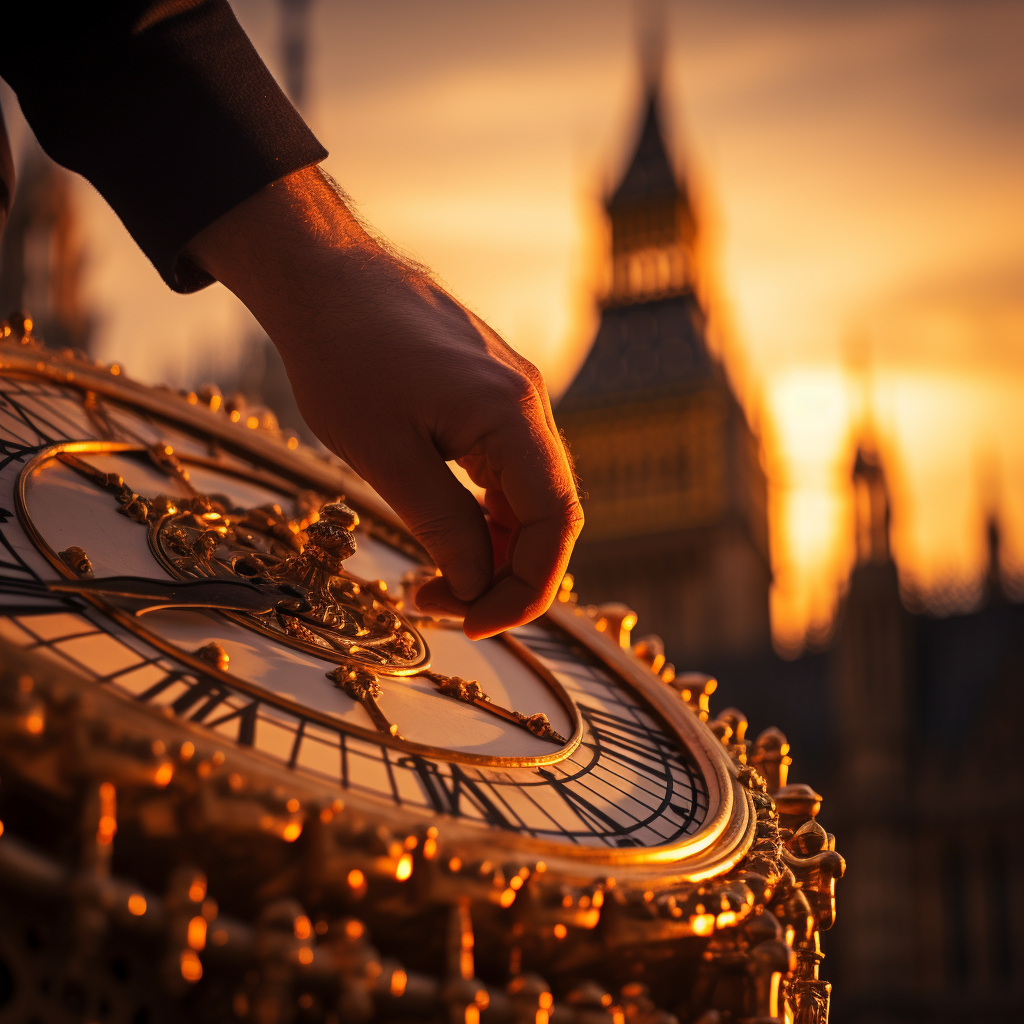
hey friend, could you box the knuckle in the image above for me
[485,366,538,409]
[516,356,546,391]
[565,499,585,540]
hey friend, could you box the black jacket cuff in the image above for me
[0,0,327,292]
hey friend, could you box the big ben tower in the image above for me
[556,73,771,667]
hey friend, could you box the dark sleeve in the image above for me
[0,0,327,292]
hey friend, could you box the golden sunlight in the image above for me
[2,0,1017,649]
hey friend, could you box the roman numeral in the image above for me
[398,757,513,829]
[583,705,685,783]
[135,670,189,704]
[537,766,632,835]
[203,700,259,746]
[134,670,258,745]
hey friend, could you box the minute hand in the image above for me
[47,575,291,616]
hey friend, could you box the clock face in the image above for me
[0,364,723,857]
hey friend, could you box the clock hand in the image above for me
[47,575,308,617]
[421,670,568,745]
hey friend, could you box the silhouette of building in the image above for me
[556,83,770,668]
[0,145,92,353]
[717,442,1024,1023]
[828,446,918,1021]
[824,447,1024,1024]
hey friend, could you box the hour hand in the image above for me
[47,575,297,616]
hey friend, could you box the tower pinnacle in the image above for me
[852,446,892,566]
[605,83,695,305]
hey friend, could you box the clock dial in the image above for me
[0,368,715,852]
[17,442,581,763]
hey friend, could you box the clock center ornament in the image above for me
[0,323,844,1024]
[155,497,424,668]
[157,490,423,658]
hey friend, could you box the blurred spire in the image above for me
[0,141,92,353]
[604,4,696,306]
[978,457,1006,606]
[278,0,314,110]
[852,445,892,566]
[983,514,1006,606]
[608,92,679,209]
[636,0,667,97]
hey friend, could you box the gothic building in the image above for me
[720,443,1024,1023]
[825,447,1024,1024]
[555,86,770,668]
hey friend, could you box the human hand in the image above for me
[187,167,583,640]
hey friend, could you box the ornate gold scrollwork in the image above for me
[56,451,429,674]
[59,545,94,578]
[155,497,428,672]
[320,661,568,747]
[327,665,399,737]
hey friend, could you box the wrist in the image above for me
[186,166,381,339]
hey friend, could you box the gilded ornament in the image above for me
[59,545,94,578]
[152,496,428,672]
[53,452,429,673]
[193,641,230,672]
[327,665,399,737]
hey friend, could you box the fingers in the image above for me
[415,575,471,617]
[354,433,494,603]
[482,486,517,530]
[415,508,514,615]
[461,397,583,640]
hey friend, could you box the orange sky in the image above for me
[2,0,1021,651]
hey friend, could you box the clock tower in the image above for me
[556,83,771,668]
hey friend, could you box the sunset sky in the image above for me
[2,0,1020,651]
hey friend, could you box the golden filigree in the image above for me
[323,664,567,746]
[327,665,399,737]
[193,641,230,672]
[511,711,567,743]
[153,497,428,672]
[56,452,428,673]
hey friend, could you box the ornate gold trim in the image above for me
[146,498,431,675]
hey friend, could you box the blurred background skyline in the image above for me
[1,0,1021,653]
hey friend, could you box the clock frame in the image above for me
[0,329,844,1024]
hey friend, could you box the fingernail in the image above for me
[444,558,488,601]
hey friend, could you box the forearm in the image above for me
[187,168,381,341]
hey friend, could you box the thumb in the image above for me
[353,434,493,602]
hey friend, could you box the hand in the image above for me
[186,167,583,640]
